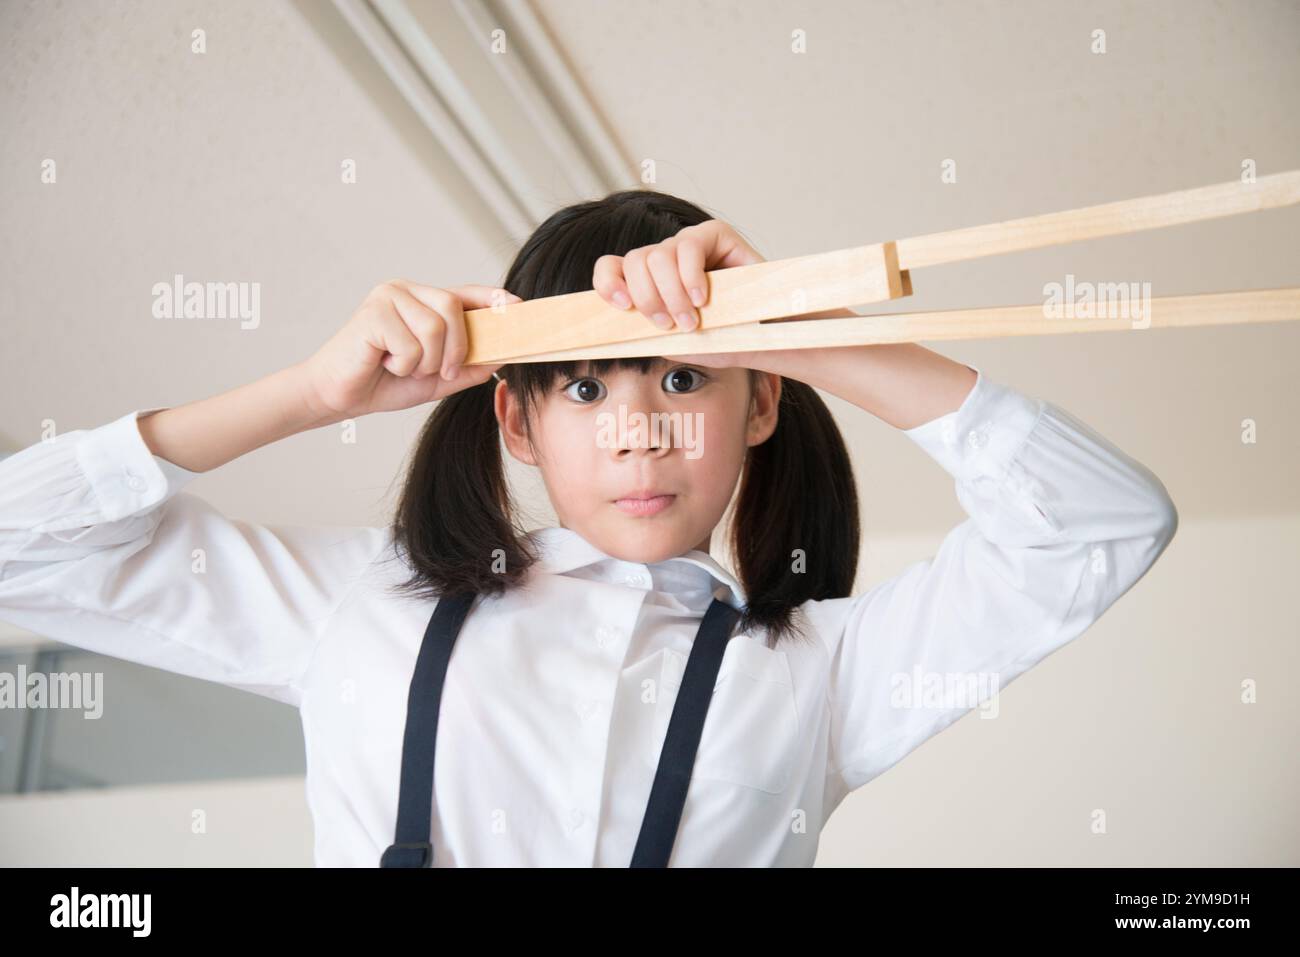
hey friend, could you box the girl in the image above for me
[0,189,1177,867]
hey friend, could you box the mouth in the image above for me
[612,490,677,517]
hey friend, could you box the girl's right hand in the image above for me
[298,280,520,420]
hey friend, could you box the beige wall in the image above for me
[1,0,1296,865]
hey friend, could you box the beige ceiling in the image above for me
[1,0,1296,551]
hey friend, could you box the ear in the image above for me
[746,370,782,447]
[494,378,539,466]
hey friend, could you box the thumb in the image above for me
[430,361,503,400]
[449,285,524,312]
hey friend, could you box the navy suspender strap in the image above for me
[629,594,741,867]
[379,591,476,869]
[380,592,741,868]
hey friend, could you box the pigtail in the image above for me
[387,378,536,601]
[730,377,861,647]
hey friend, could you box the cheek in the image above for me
[531,409,603,501]
[679,398,749,495]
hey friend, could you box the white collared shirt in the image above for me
[0,367,1177,866]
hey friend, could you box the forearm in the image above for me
[749,310,978,430]
[136,362,340,473]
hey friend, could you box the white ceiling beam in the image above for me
[470,0,630,194]
[330,0,534,238]
[330,0,630,238]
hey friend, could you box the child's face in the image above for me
[496,359,781,563]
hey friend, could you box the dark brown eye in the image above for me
[663,367,705,394]
[563,378,606,403]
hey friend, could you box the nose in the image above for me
[601,394,680,461]
[612,431,672,461]
[609,414,674,459]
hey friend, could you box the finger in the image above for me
[368,299,425,377]
[700,219,764,269]
[440,288,518,377]
[396,283,519,378]
[623,248,674,331]
[645,243,697,332]
[428,288,465,379]
[390,280,520,315]
[592,254,633,310]
[387,286,445,377]
[386,281,451,376]
[675,236,709,310]
[675,219,763,272]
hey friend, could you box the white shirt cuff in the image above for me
[900,365,1045,485]
[75,407,205,522]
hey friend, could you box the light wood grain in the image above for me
[462,241,904,364]
[461,171,1299,364]
[504,288,1300,362]
[896,170,1300,269]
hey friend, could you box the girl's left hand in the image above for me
[592,219,763,369]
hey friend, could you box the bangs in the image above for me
[506,355,665,404]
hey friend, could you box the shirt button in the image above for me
[966,422,990,450]
[595,625,621,647]
[622,572,649,588]
[566,807,585,832]
[124,472,147,492]
[574,699,598,720]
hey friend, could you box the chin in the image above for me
[603,518,695,564]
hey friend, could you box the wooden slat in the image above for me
[896,170,1300,270]
[460,170,1300,364]
[501,288,1300,362]
[462,240,904,364]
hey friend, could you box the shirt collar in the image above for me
[524,525,747,611]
